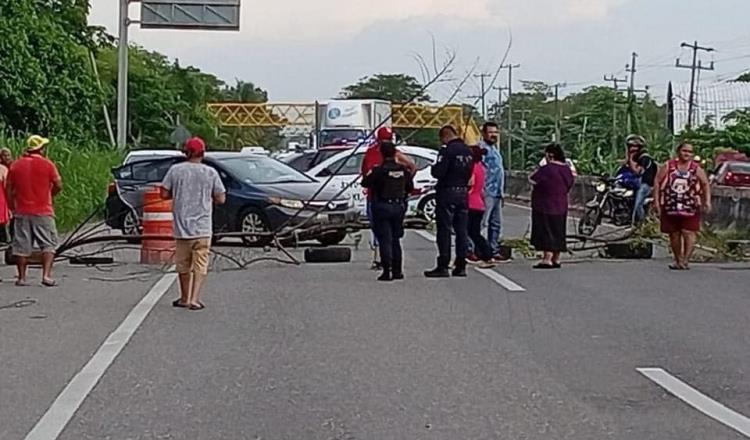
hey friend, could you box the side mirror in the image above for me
[317,168,333,177]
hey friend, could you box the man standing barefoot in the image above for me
[161,137,226,310]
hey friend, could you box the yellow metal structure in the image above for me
[207,102,481,144]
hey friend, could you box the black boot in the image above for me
[392,260,404,280]
[378,263,392,282]
[451,259,467,277]
[425,257,450,278]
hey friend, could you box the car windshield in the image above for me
[310,148,351,169]
[319,129,366,146]
[218,156,313,184]
[728,162,750,173]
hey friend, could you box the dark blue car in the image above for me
[105,151,358,246]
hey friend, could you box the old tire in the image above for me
[602,241,653,259]
[240,207,273,247]
[304,247,352,263]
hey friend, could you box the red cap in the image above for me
[184,137,206,156]
[376,127,394,142]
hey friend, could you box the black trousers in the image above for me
[371,201,406,271]
[468,209,492,261]
[435,189,469,269]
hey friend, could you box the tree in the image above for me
[340,74,431,103]
[0,0,102,140]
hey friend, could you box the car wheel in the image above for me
[317,231,347,246]
[240,208,273,247]
[122,210,142,243]
[418,194,437,222]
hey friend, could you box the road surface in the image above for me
[1,205,748,439]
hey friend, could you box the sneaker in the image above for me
[424,267,450,278]
[451,267,467,277]
[466,253,480,264]
[492,254,511,263]
[477,261,496,269]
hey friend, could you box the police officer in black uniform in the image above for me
[361,141,415,281]
[424,125,474,278]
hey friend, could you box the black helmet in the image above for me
[625,134,646,148]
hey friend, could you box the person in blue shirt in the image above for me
[477,122,507,261]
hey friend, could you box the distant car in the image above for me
[104,150,357,246]
[713,160,750,187]
[241,146,269,155]
[280,150,318,172]
[306,145,354,171]
[306,145,438,220]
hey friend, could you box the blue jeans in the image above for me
[467,196,503,256]
[483,196,503,255]
[632,184,652,224]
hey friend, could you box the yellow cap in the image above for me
[26,135,50,151]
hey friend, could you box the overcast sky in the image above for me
[90,0,750,104]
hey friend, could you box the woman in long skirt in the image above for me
[529,143,575,269]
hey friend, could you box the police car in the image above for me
[306,145,439,221]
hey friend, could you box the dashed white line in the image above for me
[413,230,526,292]
[475,267,526,291]
[637,367,750,438]
[25,272,177,440]
[413,229,436,242]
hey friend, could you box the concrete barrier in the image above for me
[504,170,750,229]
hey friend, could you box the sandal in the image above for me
[668,263,684,270]
[188,302,205,311]
[552,262,562,269]
[15,279,29,287]
[41,279,57,287]
[533,263,556,269]
[172,299,188,308]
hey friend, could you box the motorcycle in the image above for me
[577,176,653,236]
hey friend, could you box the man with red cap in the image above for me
[361,127,416,269]
[161,137,226,311]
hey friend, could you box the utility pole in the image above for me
[676,41,715,129]
[117,0,133,150]
[626,52,638,133]
[492,85,507,123]
[515,109,532,168]
[551,83,566,142]
[604,74,627,157]
[501,63,520,169]
[473,73,492,119]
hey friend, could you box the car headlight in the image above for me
[595,182,607,192]
[270,197,305,209]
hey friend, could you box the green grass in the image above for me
[2,135,123,231]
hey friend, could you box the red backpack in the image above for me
[660,159,700,217]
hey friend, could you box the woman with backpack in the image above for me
[654,142,712,270]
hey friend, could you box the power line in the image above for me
[473,73,492,119]
[676,40,715,129]
[501,63,520,169]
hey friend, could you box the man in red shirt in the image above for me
[361,127,416,269]
[6,135,63,287]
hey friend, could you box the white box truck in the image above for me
[316,99,392,147]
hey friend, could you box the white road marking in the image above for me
[475,267,526,292]
[25,273,177,440]
[413,230,526,292]
[413,229,436,242]
[637,367,750,437]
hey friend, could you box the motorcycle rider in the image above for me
[625,134,657,225]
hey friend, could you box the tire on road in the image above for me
[304,246,352,263]
[578,206,601,236]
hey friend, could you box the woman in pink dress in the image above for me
[466,146,495,269]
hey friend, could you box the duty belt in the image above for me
[440,186,468,191]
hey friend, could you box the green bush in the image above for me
[1,135,123,231]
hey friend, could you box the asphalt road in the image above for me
[2,206,749,439]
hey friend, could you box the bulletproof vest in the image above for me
[379,161,408,200]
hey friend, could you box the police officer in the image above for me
[424,125,474,278]
[361,141,414,281]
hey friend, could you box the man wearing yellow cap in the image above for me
[6,135,63,286]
